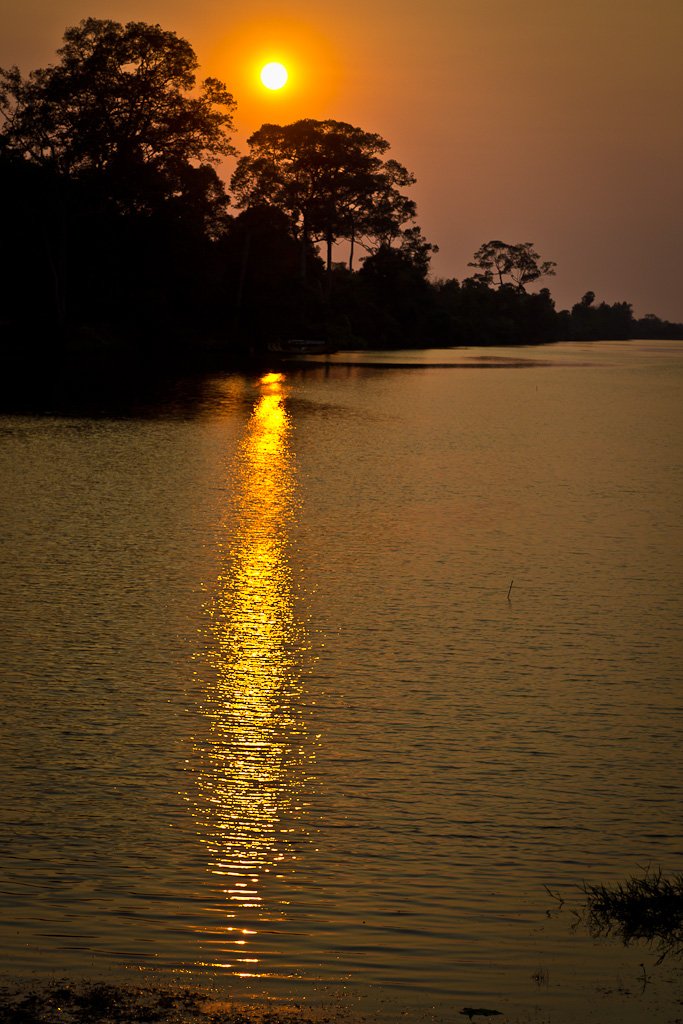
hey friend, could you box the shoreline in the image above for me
[0,976,444,1024]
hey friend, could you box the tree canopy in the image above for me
[0,18,237,221]
[230,119,424,289]
[467,240,557,292]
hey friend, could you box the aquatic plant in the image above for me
[576,867,683,964]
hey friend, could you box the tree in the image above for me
[230,118,422,293]
[343,157,418,269]
[0,18,237,224]
[467,240,557,292]
[220,205,325,345]
[395,226,439,277]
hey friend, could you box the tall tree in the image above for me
[467,240,557,292]
[339,158,417,270]
[0,18,236,224]
[230,119,421,292]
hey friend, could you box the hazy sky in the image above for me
[2,0,681,319]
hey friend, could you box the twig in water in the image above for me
[544,885,565,907]
[507,579,514,600]
[638,963,651,992]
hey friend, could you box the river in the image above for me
[1,339,681,1022]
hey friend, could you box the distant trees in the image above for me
[230,119,427,293]
[430,277,560,346]
[467,241,557,292]
[557,291,635,340]
[0,18,236,226]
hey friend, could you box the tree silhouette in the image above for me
[0,18,236,224]
[467,240,557,292]
[341,157,418,270]
[230,119,421,294]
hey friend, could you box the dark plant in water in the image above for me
[576,867,683,964]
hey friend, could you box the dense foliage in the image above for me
[0,18,680,387]
[0,19,236,225]
[231,119,429,290]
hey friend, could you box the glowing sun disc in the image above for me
[260,62,288,90]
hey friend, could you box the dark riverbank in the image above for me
[0,324,279,416]
[3,320,683,418]
[0,979,372,1024]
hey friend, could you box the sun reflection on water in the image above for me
[188,375,314,971]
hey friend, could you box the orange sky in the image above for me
[2,0,682,319]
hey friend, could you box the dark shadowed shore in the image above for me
[0,979,415,1024]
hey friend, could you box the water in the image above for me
[1,340,682,1022]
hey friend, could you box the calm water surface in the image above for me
[1,340,682,1022]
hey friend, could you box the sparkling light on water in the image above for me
[187,377,314,971]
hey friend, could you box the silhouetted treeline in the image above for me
[1,156,680,380]
[1,17,680,401]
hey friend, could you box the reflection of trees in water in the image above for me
[189,378,314,913]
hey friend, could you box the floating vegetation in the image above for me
[553,867,683,965]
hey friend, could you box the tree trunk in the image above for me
[300,216,308,280]
[325,230,333,301]
[233,228,251,329]
[44,213,67,326]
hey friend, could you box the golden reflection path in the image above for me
[189,374,315,973]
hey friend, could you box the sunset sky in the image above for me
[2,0,681,319]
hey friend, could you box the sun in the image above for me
[260,62,288,90]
